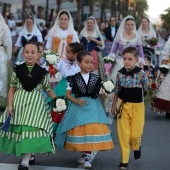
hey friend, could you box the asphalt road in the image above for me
[0,105,170,170]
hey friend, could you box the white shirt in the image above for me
[55,59,80,78]
[15,32,43,47]
[7,19,16,36]
[111,26,116,38]
[41,59,80,79]
[67,73,89,90]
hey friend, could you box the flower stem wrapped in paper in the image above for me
[44,50,59,78]
[146,37,158,47]
[99,80,115,95]
[51,96,68,124]
[103,54,116,75]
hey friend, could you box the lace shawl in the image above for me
[67,72,102,98]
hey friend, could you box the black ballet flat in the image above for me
[29,154,35,165]
[18,164,29,170]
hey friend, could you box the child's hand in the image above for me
[8,106,14,116]
[76,99,86,106]
[111,105,117,115]
[101,94,107,99]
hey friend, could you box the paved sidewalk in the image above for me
[0,163,83,170]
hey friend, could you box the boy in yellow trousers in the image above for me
[112,47,148,169]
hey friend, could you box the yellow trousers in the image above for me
[117,99,145,163]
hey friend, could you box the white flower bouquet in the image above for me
[44,50,59,65]
[99,80,115,95]
[103,54,116,75]
[51,96,68,124]
[53,97,67,114]
[44,50,60,77]
[103,55,116,64]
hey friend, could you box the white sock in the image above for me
[29,153,35,161]
[21,153,31,167]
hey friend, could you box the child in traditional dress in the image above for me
[0,42,56,170]
[47,42,84,138]
[55,51,114,169]
[111,47,148,169]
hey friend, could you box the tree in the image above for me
[161,8,170,32]
[22,0,32,24]
[56,0,63,14]
[133,0,148,26]
[100,0,106,23]
[76,0,83,32]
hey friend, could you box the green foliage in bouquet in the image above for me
[146,37,158,46]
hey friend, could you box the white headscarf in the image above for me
[137,18,157,38]
[45,9,79,42]
[20,17,42,36]
[114,15,137,43]
[79,16,105,49]
[0,13,12,59]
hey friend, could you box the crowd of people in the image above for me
[0,9,170,170]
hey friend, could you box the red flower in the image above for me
[151,82,157,89]
[49,64,55,78]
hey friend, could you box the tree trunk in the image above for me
[111,0,116,18]
[49,9,54,22]
[100,0,106,23]
[118,0,121,20]
[22,0,32,24]
[76,0,82,32]
[56,0,62,14]
[89,0,94,16]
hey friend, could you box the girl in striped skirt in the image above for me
[55,51,114,169]
[0,42,56,170]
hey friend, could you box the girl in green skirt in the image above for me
[0,42,56,170]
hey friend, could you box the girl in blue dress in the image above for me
[55,51,114,169]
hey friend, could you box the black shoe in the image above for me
[165,113,170,119]
[29,155,35,165]
[134,146,141,160]
[119,162,128,169]
[18,164,29,170]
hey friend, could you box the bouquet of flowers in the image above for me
[51,96,68,124]
[99,80,115,95]
[103,54,116,75]
[146,37,158,47]
[44,50,60,78]
[144,81,157,104]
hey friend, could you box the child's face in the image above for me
[66,46,76,61]
[144,57,150,65]
[23,44,39,65]
[123,53,138,70]
[78,55,93,73]
[39,46,44,57]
